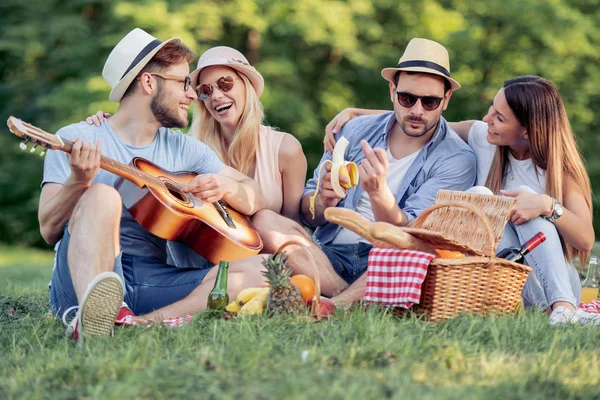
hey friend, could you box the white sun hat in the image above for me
[102,28,180,102]
[189,46,264,97]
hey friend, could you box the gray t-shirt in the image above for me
[42,120,224,261]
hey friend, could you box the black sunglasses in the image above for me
[195,76,237,101]
[396,92,444,111]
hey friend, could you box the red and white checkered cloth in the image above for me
[579,300,600,314]
[364,248,436,308]
[116,314,193,328]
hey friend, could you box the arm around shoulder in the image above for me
[448,120,478,143]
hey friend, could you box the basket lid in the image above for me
[410,193,515,256]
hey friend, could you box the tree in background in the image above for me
[1,0,599,250]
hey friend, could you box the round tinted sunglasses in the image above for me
[396,92,444,111]
[137,72,192,91]
[195,76,237,101]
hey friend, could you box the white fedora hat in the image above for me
[381,38,460,91]
[189,46,264,97]
[102,28,180,102]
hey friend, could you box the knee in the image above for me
[252,209,280,230]
[73,184,122,221]
[521,217,560,243]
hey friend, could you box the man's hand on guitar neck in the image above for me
[66,138,103,188]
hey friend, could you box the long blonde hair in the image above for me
[485,76,592,264]
[190,71,264,176]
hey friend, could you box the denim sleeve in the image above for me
[402,150,477,222]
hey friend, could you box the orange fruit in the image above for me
[435,249,466,259]
[290,274,316,303]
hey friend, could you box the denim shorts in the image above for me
[319,242,373,285]
[49,225,213,317]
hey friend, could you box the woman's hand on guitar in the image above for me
[183,174,232,203]
[85,111,112,126]
[324,108,356,153]
[67,138,102,186]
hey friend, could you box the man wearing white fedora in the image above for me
[40,28,268,343]
[252,38,477,305]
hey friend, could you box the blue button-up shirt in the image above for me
[302,111,477,245]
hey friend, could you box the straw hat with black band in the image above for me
[102,28,180,102]
[381,38,461,91]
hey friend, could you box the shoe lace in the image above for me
[61,305,79,335]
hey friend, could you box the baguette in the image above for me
[369,221,437,255]
[323,208,394,249]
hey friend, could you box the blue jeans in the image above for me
[49,226,213,316]
[498,218,581,309]
[319,242,373,285]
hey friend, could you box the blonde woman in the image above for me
[188,47,307,222]
[323,76,597,325]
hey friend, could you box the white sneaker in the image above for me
[62,271,124,345]
[548,306,580,325]
[576,309,600,326]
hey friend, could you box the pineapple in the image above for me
[261,252,306,316]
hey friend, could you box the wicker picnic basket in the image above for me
[409,190,532,322]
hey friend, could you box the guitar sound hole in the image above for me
[164,181,189,204]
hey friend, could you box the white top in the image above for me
[468,121,546,194]
[333,148,419,244]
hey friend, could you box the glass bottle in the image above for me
[207,261,229,310]
[581,257,599,304]
[496,232,546,263]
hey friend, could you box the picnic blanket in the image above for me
[115,307,194,327]
[364,248,436,308]
[579,299,600,313]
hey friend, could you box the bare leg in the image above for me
[139,255,268,319]
[67,184,121,301]
[331,274,368,306]
[252,209,348,297]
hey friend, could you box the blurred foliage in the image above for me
[1,0,600,249]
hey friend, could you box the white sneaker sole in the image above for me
[78,272,124,340]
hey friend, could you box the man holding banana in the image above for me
[252,38,476,305]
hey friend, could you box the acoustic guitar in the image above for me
[7,116,263,264]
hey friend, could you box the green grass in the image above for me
[1,246,600,399]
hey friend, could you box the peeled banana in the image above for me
[237,288,270,316]
[309,137,359,218]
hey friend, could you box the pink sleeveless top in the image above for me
[254,126,285,213]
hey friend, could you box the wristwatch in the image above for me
[546,198,564,223]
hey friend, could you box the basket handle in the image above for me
[411,200,496,257]
[275,240,321,311]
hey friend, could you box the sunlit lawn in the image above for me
[1,245,600,399]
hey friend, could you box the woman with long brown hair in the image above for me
[324,76,596,324]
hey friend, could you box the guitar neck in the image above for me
[60,138,165,190]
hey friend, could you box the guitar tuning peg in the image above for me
[39,150,46,157]
[30,144,38,153]
[19,141,27,150]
